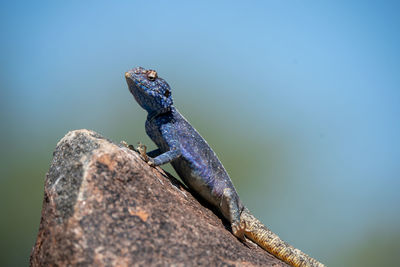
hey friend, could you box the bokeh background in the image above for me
[1,1,399,266]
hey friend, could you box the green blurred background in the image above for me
[1,1,399,266]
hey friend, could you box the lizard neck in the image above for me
[147,106,176,121]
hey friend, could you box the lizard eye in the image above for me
[147,70,157,81]
[164,90,171,98]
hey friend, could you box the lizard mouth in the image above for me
[125,72,148,92]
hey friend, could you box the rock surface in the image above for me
[30,129,288,266]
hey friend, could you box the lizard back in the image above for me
[146,107,241,210]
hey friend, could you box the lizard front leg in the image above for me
[136,143,162,160]
[137,143,181,167]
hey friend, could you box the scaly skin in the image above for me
[125,67,325,267]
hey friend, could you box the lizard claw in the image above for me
[120,140,135,151]
[136,142,149,162]
[137,142,156,167]
[232,220,247,242]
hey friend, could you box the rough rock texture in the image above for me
[30,129,288,266]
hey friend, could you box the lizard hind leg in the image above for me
[220,188,247,242]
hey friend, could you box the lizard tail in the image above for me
[241,209,325,267]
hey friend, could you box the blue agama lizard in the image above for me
[125,67,325,267]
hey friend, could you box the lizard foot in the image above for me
[232,220,247,242]
[136,142,157,167]
[120,140,136,151]
[232,221,257,249]
[136,142,149,162]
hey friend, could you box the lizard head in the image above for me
[125,67,173,115]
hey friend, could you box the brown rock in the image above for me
[30,129,288,266]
